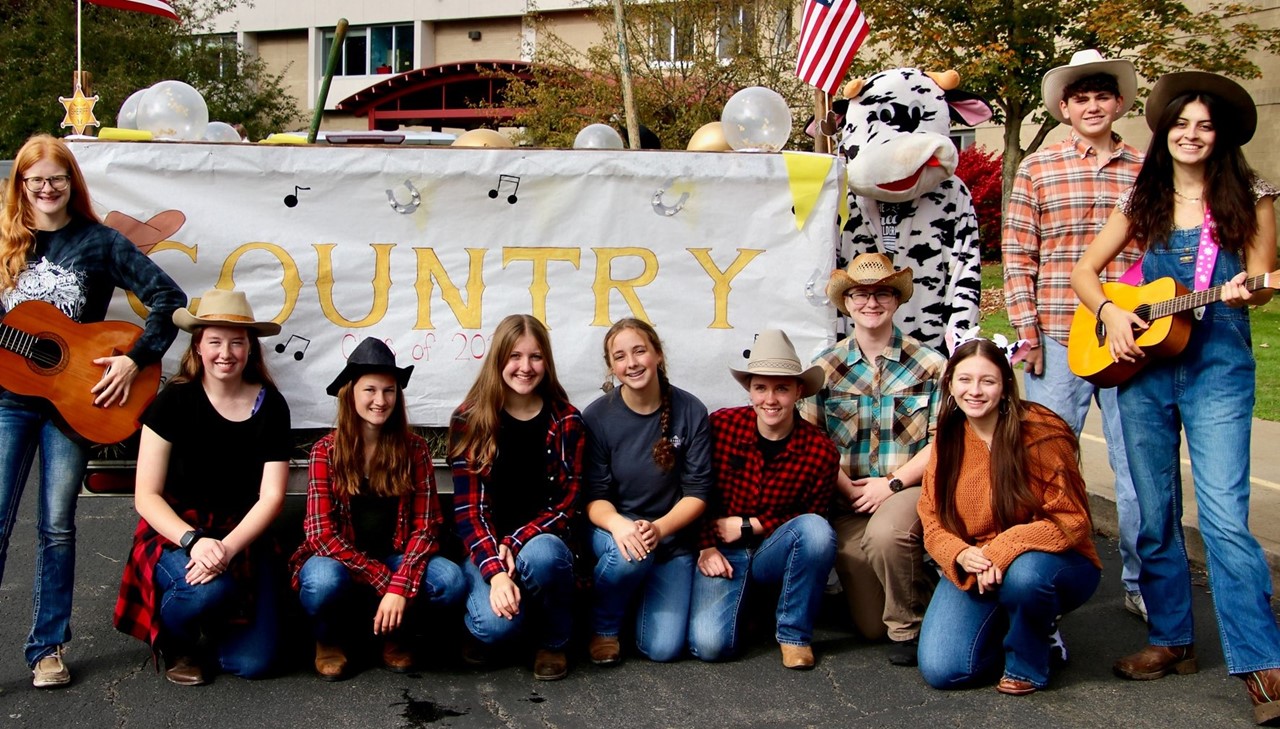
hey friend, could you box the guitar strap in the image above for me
[1116,205,1219,320]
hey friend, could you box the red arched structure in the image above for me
[336,60,532,131]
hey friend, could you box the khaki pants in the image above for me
[830,488,935,642]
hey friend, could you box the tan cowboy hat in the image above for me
[172,289,281,336]
[729,329,824,398]
[826,253,914,315]
[1041,49,1137,124]
[1146,71,1256,144]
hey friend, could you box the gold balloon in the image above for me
[452,129,514,148]
[687,122,731,151]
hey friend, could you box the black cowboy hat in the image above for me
[325,337,413,397]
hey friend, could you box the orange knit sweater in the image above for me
[918,407,1101,591]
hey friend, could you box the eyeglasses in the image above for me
[845,290,896,306]
[22,175,71,192]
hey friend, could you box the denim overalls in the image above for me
[1117,227,1280,674]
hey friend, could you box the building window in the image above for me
[950,129,976,151]
[716,5,756,60]
[651,11,694,64]
[322,24,413,76]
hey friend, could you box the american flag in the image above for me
[84,0,180,22]
[795,0,869,95]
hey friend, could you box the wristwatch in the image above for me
[888,475,906,493]
[179,529,205,554]
[740,516,754,541]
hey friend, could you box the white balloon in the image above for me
[136,80,209,140]
[117,88,148,130]
[720,86,792,152]
[573,123,624,149]
[204,121,242,143]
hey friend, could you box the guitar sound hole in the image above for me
[1132,304,1152,331]
[28,337,65,373]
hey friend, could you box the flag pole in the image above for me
[76,0,83,89]
[813,89,829,154]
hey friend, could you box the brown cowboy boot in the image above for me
[1244,668,1280,725]
[1113,644,1197,680]
[314,641,347,681]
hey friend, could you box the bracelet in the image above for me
[1095,299,1114,318]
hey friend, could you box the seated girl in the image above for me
[450,314,583,681]
[114,289,290,685]
[582,318,710,665]
[291,337,465,680]
[916,337,1101,695]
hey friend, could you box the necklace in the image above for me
[1174,188,1202,203]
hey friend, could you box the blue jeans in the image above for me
[1116,231,1280,674]
[917,550,1099,689]
[1025,335,1140,594]
[0,403,86,667]
[463,533,574,650]
[590,527,694,662]
[153,547,280,678]
[688,514,836,661]
[297,554,466,643]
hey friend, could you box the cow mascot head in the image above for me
[835,68,993,352]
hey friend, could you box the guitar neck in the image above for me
[0,322,36,359]
[1149,273,1273,320]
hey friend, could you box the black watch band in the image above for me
[740,516,754,539]
[180,529,205,554]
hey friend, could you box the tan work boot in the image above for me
[314,641,348,681]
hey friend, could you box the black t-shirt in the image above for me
[350,482,399,558]
[141,380,291,533]
[757,430,792,463]
[487,404,551,539]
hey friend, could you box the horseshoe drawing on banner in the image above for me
[386,180,421,214]
[651,179,689,217]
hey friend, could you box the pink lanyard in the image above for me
[1117,204,1218,290]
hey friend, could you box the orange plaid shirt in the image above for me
[1002,133,1143,346]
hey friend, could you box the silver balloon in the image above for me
[117,88,148,130]
[204,121,242,143]
[720,86,792,152]
[573,123,624,149]
[136,80,209,141]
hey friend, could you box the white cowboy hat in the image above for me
[729,329,824,398]
[1042,49,1137,124]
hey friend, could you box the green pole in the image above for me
[309,18,348,144]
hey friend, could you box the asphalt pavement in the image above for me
[0,446,1276,729]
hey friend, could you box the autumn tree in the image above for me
[503,0,809,150]
[0,0,301,157]
[856,0,1280,202]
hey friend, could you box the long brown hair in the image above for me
[0,134,100,290]
[328,376,414,498]
[931,339,1081,537]
[169,326,277,389]
[449,314,570,471]
[1127,91,1257,255]
[602,318,675,472]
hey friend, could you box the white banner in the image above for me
[69,141,841,429]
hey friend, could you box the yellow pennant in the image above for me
[782,151,834,232]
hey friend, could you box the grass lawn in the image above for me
[981,263,1280,421]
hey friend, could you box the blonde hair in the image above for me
[0,135,100,289]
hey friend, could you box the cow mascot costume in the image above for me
[836,68,993,352]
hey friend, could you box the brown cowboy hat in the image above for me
[172,289,280,336]
[729,329,825,398]
[1146,71,1256,144]
[826,253,914,315]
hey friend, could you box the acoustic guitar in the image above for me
[0,300,162,444]
[1067,272,1276,388]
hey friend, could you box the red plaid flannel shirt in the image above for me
[450,399,584,581]
[288,432,444,599]
[702,406,839,549]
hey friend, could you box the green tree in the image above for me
[503,0,808,150]
[856,0,1280,202]
[0,0,301,157]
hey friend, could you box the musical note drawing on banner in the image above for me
[284,186,310,208]
[386,180,421,214]
[488,174,520,204]
[274,334,311,361]
[651,178,689,217]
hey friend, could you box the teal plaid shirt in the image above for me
[801,328,946,480]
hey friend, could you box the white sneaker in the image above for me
[1124,591,1149,623]
[1048,624,1068,667]
[32,646,70,688]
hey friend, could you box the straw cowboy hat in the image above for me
[1041,49,1137,124]
[326,337,414,397]
[1146,71,1257,144]
[172,289,280,336]
[826,252,914,315]
[729,329,824,398]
